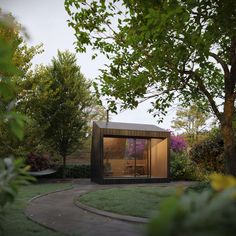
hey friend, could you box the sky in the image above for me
[1,0,176,129]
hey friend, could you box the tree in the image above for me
[0,9,42,157]
[65,0,236,175]
[171,104,210,145]
[20,50,99,177]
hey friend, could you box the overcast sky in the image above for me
[1,0,176,129]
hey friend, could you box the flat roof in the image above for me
[94,121,169,132]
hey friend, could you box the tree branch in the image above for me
[195,75,222,121]
[142,90,170,102]
[84,1,118,36]
[209,52,230,79]
[180,68,222,120]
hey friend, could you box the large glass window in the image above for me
[103,137,168,178]
[103,137,148,178]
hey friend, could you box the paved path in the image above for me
[25,179,195,236]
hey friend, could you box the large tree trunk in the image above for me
[221,98,236,175]
[222,124,236,175]
[221,36,236,175]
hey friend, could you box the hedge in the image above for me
[50,164,90,178]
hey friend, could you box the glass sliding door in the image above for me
[133,139,148,177]
[103,137,127,177]
[103,137,168,178]
[103,137,149,178]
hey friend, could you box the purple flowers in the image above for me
[171,135,187,152]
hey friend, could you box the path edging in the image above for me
[25,186,75,236]
[27,185,74,203]
[75,199,148,224]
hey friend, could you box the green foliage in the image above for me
[18,50,102,174]
[170,151,205,181]
[0,158,33,208]
[189,136,224,173]
[0,10,36,229]
[0,11,24,141]
[171,104,210,145]
[170,152,192,180]
[0,10,42,158]
[65,0,234,116]
[51,164,90,178]
[65,0,236,173]
[148,186,236,236]
[0,157,33,230]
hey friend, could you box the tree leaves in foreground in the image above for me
[148,174,236,236]
[0,10,34,228]
[65,0,236,175]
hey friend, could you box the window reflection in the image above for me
[103,137,148,177]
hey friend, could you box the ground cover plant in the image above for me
[78,186,178,218]
[1,182,71,236]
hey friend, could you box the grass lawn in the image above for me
[2,182,71,236]
[78,186,178,218]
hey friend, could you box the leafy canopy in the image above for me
[65,0,236,120]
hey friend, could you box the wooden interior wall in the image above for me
[151,138,168,178]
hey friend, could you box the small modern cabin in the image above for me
[91,121,170,184]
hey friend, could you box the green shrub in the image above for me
[170,152,194,180]
[148,184,236,236]
[170,151,208,181]
[51,164,90,178]
[189,136,224,173]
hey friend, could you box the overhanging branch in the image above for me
[179,68,222,121]
[196,75,222,121]
[209,52,230,79]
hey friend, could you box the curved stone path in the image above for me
[25,179,195,236]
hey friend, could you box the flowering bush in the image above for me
[170,135,187,152]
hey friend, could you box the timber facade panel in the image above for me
[91,121,170,184]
